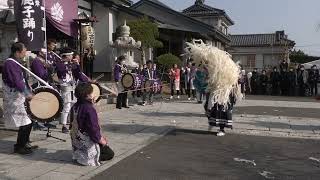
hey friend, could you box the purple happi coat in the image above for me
[31,57,49,82]
[70,99,102,166]
[47,51,60,65]
[143,68,157,80]
[2,58,32,127]
[73,100,102,143]
[2,59,29,93]
[114,64,122,82]
[55,61,89,83]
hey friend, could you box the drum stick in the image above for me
[100,84,118,95]
[99,82,170,97]
[94,73,104,82]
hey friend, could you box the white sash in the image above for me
[7,58,52,88]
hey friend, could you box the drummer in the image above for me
[114,55,129,109]
[30,49,58,130]
[142,60,157,106]
[56,48,90,133]
[30,49,49,86]
[2,42,38,155]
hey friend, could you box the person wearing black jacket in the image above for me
[83,48,94,79]
[297,65,308,96]
[287,68,297,96]
[250,68,259,95]
[308,65,319,96]
[280,60,289,74]
[259,70,268,95]
[270,67,281,95]
[280,69,290,96]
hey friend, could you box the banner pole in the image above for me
[42,0,48,63]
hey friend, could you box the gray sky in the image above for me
[132,0,320,56]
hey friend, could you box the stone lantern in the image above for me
[110,20,141,69]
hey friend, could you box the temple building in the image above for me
[131,0,234,60]
[182,0,234,50]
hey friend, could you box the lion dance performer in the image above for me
[185,40,243,137]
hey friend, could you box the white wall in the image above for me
[231,46,288,71]
[229,46,287,55]
[256,54,264,69]
[0,26,17,64]
[92,3,117,73]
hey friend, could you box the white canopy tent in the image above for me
[302,59,320,69]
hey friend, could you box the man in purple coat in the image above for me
[30,50,58,130]
[46,39,60,83]
[2,42,38,155]
[56,48,89,133]
[142,60,157,106]
[30,50,49,87]
[114,55,129,109]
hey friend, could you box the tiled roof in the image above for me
[231,33,295,47]
[131,0,231,44]
[182,1,234,25]
[148,0,170,8]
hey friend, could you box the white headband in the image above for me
[61,52,74,56]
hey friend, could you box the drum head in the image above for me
[25,87,63,123]
[91,83,102,103]
[121,73,134,89]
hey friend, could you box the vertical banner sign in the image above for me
[45,0,78,37]
[14,0,45,51]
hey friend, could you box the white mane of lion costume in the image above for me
[184,40,243,108]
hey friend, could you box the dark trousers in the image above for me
[281,85,289,96]
[298,83,305,96]
[180,82,185,95]
[188,89,196,98]
[99,145,114,161]
[84,61,93,79]
[116,92,128,108]
[288,85,295,96]
[219,124,225,132]
[240,83,245,94]
[204,93,210,111]
[186,82,196,98]
[143,91,154,103]
[271,83,279,95]
[132,90,142,98]
[310,82,318,96]
[16,123,33,148]
[260,85,267,95]
[251,84,257,95]
[170,80,180,96]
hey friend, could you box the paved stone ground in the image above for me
[92,129,320,180]
[0,96,319,179]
